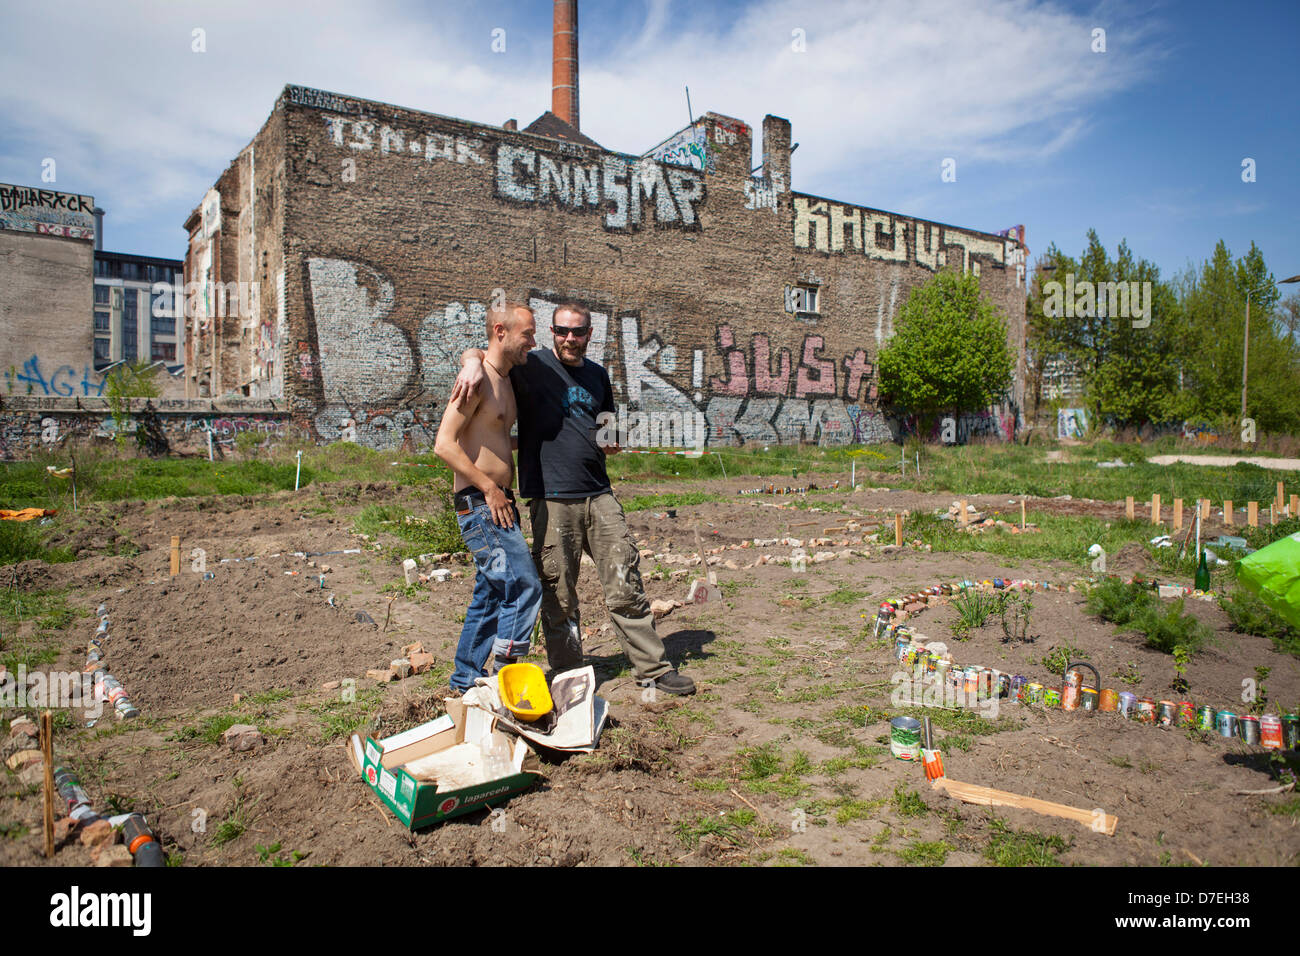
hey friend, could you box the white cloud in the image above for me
[0,0,1162,252]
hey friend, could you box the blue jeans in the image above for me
[449,501,542,691]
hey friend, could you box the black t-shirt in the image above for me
[511,348,615,500]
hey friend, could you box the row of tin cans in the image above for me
[84,606,140,720]
[890,634,1299,749]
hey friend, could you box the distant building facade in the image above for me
[93,250,185,382]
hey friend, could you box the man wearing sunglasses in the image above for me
[452,303,695,696]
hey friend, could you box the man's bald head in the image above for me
[487,302,533,339]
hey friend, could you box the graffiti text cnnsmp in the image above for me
[4,357,105,397]
[792,197,1013,274]
[496,145,706,232]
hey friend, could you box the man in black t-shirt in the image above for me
[454,303,695,696]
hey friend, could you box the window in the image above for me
[94,311,110,332]
[151,342,176,362]
[122,290,138,361]
[151,314,174,337]
[94,338,111,365]
[94,285,110,306]
[789,284,820,315]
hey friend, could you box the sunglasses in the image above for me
[553,325,590,339]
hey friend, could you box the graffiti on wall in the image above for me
[792,197,1016,275]
[184,415,287,446]
[4,357,105,397]
[0,411,296,460]
[496,145,706,232]
[0,183,96,240]
[320,112,488,169]
[647,123,713,173]
[299,257,904,450]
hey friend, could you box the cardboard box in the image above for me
[349,699,542,829]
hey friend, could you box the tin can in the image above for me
[1197,705,1215,730]
[1178,701,1195,726]
[1260,715,1283,750]
[1157,700,1178,726]
[1216,710,1238,738]
[1011,675,1028,702]
[934,659,950,686]
[894,634,909,660]
[1027,682,1044,705]
[979,668,994,700]
[1081,688,1099,712]
[963,667,979,695]
[1118,692,1137,718]
[890,716,923,761]
[1099,689,1119,712]
[1136,698,1157,723]
[998,673,1012,699]
[1283,715,1300,750]
[1239,715,1261,745]
[1061,670,1082,711]
[1043,687,1061,708]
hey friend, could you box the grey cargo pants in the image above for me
[527,493,671,682]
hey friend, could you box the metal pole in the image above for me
[207,429,213,462]
[295,450,302,490]
[851,459,855,488]
[715,452,727,481]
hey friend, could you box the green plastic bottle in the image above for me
[1194,550,1211,591]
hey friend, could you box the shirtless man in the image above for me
[434,302,542,693]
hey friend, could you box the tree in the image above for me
[103,360,162,447]
[876,269,1013,437]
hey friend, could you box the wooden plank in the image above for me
[170,535,181,577]
[1173,498,1183,531]
[1224,500,1233,527]
[1248,501,1258,527]
[1125,496,1134,521]
[1020,499,1026,530]
[1278,481,1285,512]
[42,711,55,859]
[959,500,968,526]
[1151,493,1161,525]
[1291,494,1298,518]
[1201,498,1211,520]
[894,514,903,547]
[932,776,1117,836]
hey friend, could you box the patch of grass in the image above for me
[1220,588,1300,657]
[951,587,1002,639]
[210,789,252,848]
[0,517,75,566]
[825,587,866,605]
[737,743,811,796]
[1040,640,1088,677]
[1265,796,1300,819]
[353,504,462,560]
[774,847,815,866]
[891,785,928,818]
[674,809,757,849]
[1086,578,1211,655]
[622,491,724,513]
[984,818,1072,866]
[897,839,950,866]
[1108,755,1133,769]
[0,820,30,840]
[306,688,385,742]
[691,777,730,792]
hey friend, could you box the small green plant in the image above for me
[998,591,1034,644]
[891,785,928,818]
[1116,661,1143,686]
[951,587,1002,640]
[256,841,306,866]
[1220,588,1300,657]
[1040,640,1087,677]
[984,818,1071,866]
[1249,665,1271,717]
[1086,579,1210,656]
[1171,645,1191,695]
[897,839,950,866]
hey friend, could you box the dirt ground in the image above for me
[3,477,1299,867]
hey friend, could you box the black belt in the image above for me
[453,486,515,513]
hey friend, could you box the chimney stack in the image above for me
[93,207,105,251]
[552,0,579,129]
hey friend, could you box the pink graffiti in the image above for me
[843,350,874,402]
[752,334,791,396]
[709,325,749,396]
[794,336,836,398]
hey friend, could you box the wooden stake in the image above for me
[1248,501,1258,527]
[1201,499,1211,520]
[170,535,181,577]
[894,514,903,547]
[1270,504,1276,526]
[1125,496,1134,521]
[41,711,55,859]
[1278,481,1285,512]
[1173,498,1183,531]
[959,500,968,526]
[1151,493,1161,525]
[1020,499,1026,530]
[932,776,1117,836]
[1291,494,1298,518]
[1224,500,1233,527]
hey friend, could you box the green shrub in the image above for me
[1086,578,1210,656]
[1220,588,1300,657]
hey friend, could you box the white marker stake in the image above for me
[295,450,303,491]
[207,429,214,462]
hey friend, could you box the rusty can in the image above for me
[963,667,979,696]
[1157,700,1178,726]
[1099,689,1119,712]
[1260,715,1283,750]
[1215,710,1238,738]
[1239,715,1261,745]
[1283,715,1300,750]
[1081,687,1099,712]
[1136,698,1157,723]
[1118,691,1138,717]
[1061,669,1083,711]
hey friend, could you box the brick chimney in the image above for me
[552,0,579,129]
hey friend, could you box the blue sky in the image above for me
[1,0,1295,284]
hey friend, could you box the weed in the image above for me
[0,821,30,840]
[1116,661,1143,686]
[897,840,950,866]
[737,744,811,796]
[256,841,306,866]
[774,848,815,866]
[1108,755,1133,769]
[891,785,928,818]
[1220,588,1300,657]
[825,587,866,605]
[674,809,757,850]
[1086,579,1211,655]
[984,818,1071,866]
[211,792,251,848]
[951,587,1001,640]
[998,591,1035,644]
[1041,640,1087,677]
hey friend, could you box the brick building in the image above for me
[183,13,1026,449]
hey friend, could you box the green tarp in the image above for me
[1237,532,1300,630]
